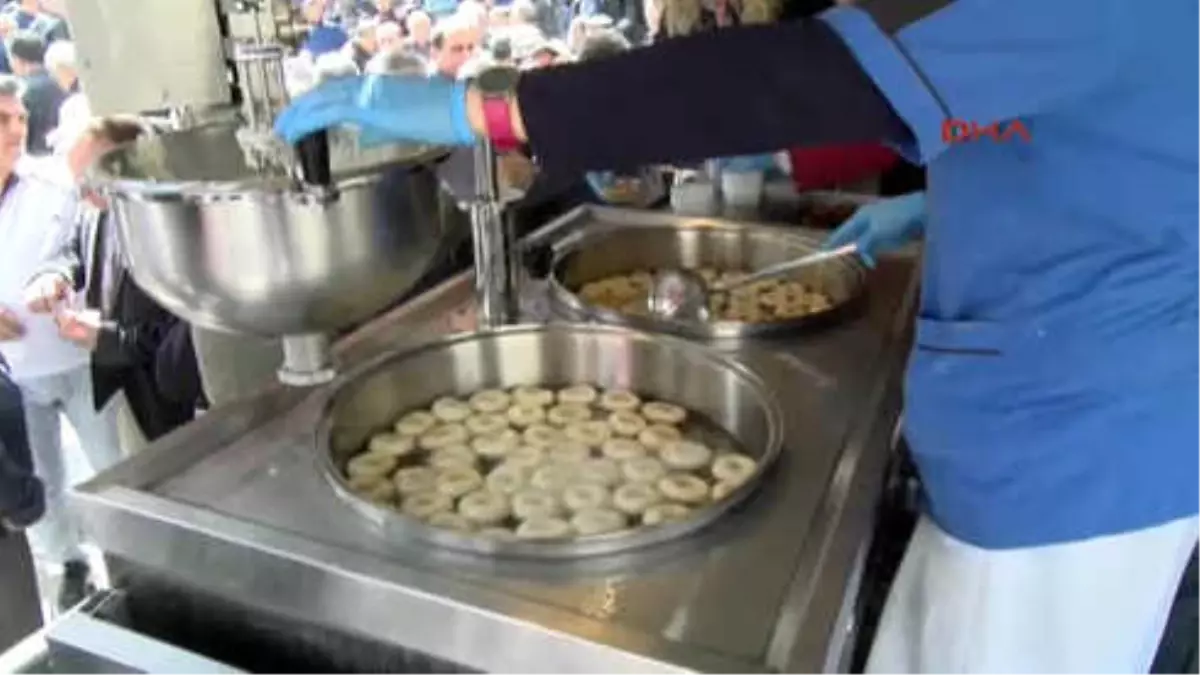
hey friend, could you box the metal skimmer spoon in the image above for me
[647,244,858,322]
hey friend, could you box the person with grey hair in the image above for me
[488,0,544,62]
[0,75,122,613]
[42,39,74,95]
[402,10,432,55]
[341,17,379,71]
[363,47,426,76]
[313,50,360,81]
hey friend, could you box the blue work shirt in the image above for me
[823,1,1199,548]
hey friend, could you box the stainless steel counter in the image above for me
[72,206,918,673]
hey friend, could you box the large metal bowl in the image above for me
[93,123,467,337]
[315,324,785,558]
[548,219,867,340]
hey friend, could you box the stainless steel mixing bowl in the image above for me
[548,219,867,340]
[315,324,785,558]
[92,123,467,337]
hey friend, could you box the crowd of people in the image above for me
[285,0,639,91]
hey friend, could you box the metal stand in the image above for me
[277,333,336,386]
[469,142,520,328]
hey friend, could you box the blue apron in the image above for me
[824,0,1199,548]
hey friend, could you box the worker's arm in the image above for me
[470,18,914,174]
[470,0,1126,170]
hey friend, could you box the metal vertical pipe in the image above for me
[470,142,517,328]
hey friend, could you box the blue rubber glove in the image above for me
[273,75,477,147]
[714,153,778,174]
[585,171,615,200]
[822,191,927,268]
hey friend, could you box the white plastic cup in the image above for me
[721,170,765,210]
[670,180,719,216]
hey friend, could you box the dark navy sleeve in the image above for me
[517,19,913,174]
[821,0,1127,164]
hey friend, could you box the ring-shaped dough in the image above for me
[657,473,710,504]
[367,432,416,458]
[507,403,546,428]
[511,385,554,408]
[642,503,692,526]
[469,389,512,414]
[349,475,396,505]
[562,483,611,512]
[711,453,758,486]
[485,463,529,495]
[458,490,511,525]
[571,508,626,536]
[505,445,547,469]
[601,437,646,461]
[531,463,575,493]
[511,489,563,520]
[346,452,398,479]
[402,492,453,520]
[557,384,598,405]
[465,413,510,437]
[607,411,648,437]
[612,482,663,515]
[641,401,688,426]
[522,423,564,448]
[393,466,438,495]
[711,481,738,501]
[638,424,683,451]
[547,441,591,463]
[394,411,437,437]
[576,458,622,487]
[547,403,592,427]
[660,440,714,472]
[471,429,521,459]
[428,445,477,472]
[431,397,472,423]
[565,420,611,448]
[621,456,667,484]
[436,467,484,499]
[599,390,641,412]
[418,424,469,451]
[428,511,474,532]
[515,516,572,540]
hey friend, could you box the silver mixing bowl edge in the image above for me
[313,323,786,559]
[547,219,868,341]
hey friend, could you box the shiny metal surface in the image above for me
[549,217,867,340]
[74,206,918,673]
[468,142,520,328]
[66,0,231,116]
[94,123,465,337]
[712,243,859,293]
[317,324,783,558]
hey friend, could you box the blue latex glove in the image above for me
[714,153,778,174]
[585,171,615,200]
[822,191,927,268]
[273,75,477,147]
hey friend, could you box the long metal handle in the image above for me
[710,244,858,292]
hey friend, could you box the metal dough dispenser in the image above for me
[72,0,467,385]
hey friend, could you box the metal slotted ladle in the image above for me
[647,244,859,322]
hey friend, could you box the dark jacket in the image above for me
[43,202,200,441]
[21,70,65,156]
[0,359,43,528]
